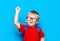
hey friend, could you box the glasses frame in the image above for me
[26,16,39,21]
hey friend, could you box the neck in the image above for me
[28,25,35,28]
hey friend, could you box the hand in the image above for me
[16,7,21,13]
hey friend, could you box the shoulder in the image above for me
[20,24,25,26]
[36,26,41,29]
[20,24,27,27]
[19,24,26,30]
[19,24,27,32]
[36,26,43,32]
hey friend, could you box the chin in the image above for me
[29,24,33,26]
[28,24,35,26]
[28,22,36,27]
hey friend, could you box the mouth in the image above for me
[29,22,33,24]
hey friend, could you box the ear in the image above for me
[26,19,28,22]
[36,22,38,24]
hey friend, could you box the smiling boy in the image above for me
[14,7,45,41]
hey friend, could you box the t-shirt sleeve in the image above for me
[19,24,25,34]
[40,28,45,38]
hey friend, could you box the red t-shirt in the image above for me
[19,24,45,41]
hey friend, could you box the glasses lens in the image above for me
[27,16,39,21]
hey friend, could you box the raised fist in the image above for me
[16,7,21,13]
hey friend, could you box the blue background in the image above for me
[0,0,60,41]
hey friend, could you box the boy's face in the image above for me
[26,12,39,27]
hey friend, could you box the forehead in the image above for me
[28,12,39,18]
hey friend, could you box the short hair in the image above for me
[26,10,40,21]
[30,10,39,16]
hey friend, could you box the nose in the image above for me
[30,18,34,21]
[30,19,33,22]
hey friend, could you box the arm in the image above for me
[14,7,21,29]
[40,37,44,41]
[40,28,45,41]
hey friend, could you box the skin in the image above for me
[14,7,44,41]
[26,12,39,27]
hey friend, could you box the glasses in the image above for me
[27,16,39,21]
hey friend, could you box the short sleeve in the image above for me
[19,24,25,34]
[40,28,45,38]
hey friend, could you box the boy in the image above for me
[14,7,45,41]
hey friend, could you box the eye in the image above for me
[30,18,33,19]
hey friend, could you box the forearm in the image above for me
[14,12,19,24]
[14,7,21,29]
[40,38,44,41]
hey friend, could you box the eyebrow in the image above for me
[28,16,39,19]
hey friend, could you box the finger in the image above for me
[17,8,20,10]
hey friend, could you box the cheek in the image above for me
[33,21,37,24]
[26,19,37,25]
[26,20,30,23]
[34,21,38,24]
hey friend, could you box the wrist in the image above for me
[16,11,20,14]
